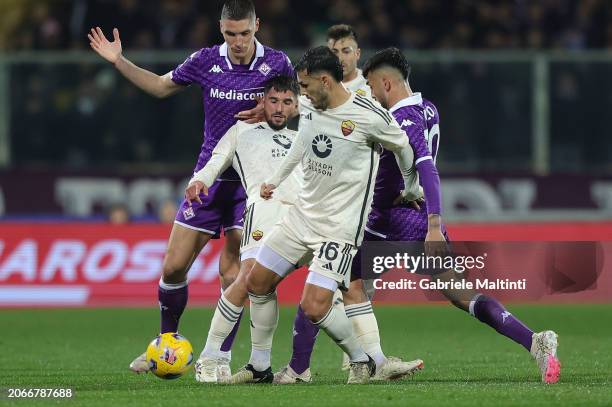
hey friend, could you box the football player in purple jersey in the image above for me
[88,0,294,375]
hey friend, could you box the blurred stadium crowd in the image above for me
[2,0,612,50]
[2,0,612,173]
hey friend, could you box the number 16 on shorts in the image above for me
[313,241,357,288]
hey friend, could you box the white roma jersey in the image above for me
[343,69,371,98]
[190,121,302,206]
[267,92,418,246]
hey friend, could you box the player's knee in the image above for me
[246,273,272,296]
[161,252,188,283]
[222,230,242,259]
[219,270,238,287]
[300,297,330,322]
[343,279,368,305]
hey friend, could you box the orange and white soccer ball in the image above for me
[146,332,194,379]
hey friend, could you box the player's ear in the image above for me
[356,47,361,60]
[254,17,260,33]
[320,74,330,89]
[384,77,392,93]
[219,20,223,34]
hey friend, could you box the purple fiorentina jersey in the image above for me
[172,40,294,179]
[366,93,444,241]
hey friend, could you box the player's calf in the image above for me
[219,229,242,289]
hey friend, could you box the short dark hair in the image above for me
[295,46,343,82]
[221,0,255,21]
[264,75,299,97]
[362,47,411,81]
[327,24,358,43]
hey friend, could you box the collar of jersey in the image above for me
[326,90,355,112]
[219,38,265,70]
[388,92,423,113]
[343,69,364,88]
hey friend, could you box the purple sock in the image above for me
[472,295,534,351]
[220,310,243,352]
[289,305,319,374]
[158,284,188,333]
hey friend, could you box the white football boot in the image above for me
[129,352,149,373]
[194,357,220,383]
[341,352,350,371]
[372,357,424,381]
[530,331,561,384]
[347,357,375,384]
[273,365,312,384]
[217,356,232,382]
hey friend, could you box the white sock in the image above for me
[201,293,243,359]
[219,350,231,361]
[331,290,351,362]
[345,301,386,368]
[315,302,368,363]
[248,290,278,370]
[249,349,272,372]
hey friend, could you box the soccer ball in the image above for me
[145,332,194,379]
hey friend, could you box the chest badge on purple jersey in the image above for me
[258,63,271,76]
[341,120,356,137]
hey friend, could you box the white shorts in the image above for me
[260,206,357,289]
[240,200,293,260]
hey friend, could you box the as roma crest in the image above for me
[252,230,264,241]
[341,120,356,137]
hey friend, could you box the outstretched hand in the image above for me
[88,27,122,64]
[185,181,208,206]
[235,96,264,123]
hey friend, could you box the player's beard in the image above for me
[265,114,287,130]
[311,92,329,110]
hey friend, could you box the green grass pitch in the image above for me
[3,304,611,406]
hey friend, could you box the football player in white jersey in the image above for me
[327,24,370,97]
[274,25,424,384]
[184,76,301,383]
[229,46,422,385]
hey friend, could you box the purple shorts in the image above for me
[175,180,246,238]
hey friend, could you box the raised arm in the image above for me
[88,27,183,99]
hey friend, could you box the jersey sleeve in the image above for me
[190,124,238,187]
[400,119,430,163]
[266,130,305,187]
[367,115,409,153]
[171,49,205,86]
[281,53,295,79]
[400,117,441,214]
[368,117,420,201]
